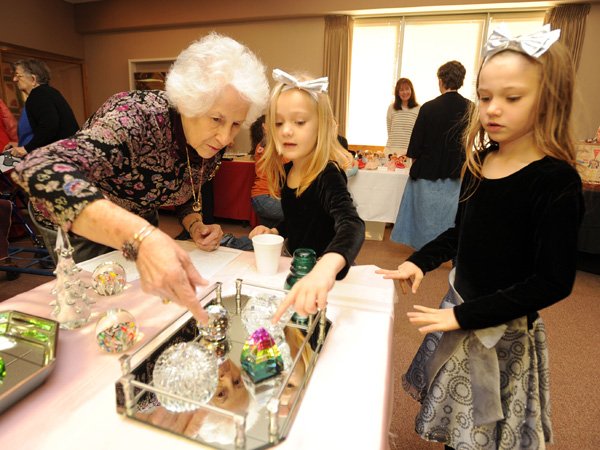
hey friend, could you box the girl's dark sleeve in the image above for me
[318,165,365,279]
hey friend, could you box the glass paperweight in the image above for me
[200,303,230,342]
[92,261,126,296]
[95,308,137,353]
[240,327,283,383]
[152,342,218,412]
[241,293,293,344]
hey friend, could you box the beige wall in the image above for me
[0,0,83,57]
[72,0,592,33]
[83,18,325,151]
[1,0,598,143]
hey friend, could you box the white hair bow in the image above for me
[272,68,329,99]
[483,24,561,60]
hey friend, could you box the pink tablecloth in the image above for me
[0,250,395,450]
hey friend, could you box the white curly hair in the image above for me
[166,33,269,126]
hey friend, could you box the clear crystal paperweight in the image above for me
[115,280,330,449]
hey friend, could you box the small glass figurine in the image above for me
[92,261,126,296]
[95,308,137,353]
[241,293,293,341]
[200,303,230,342]
[240,327,283,383]
[152,342,218,412]
[50,229,92,329]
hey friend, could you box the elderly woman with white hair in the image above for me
[12,33,269,323]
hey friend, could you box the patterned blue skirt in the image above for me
[403,273,553,449]
[391,178,460,250]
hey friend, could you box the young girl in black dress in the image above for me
[249,69,364,321]
[377,26,583,449]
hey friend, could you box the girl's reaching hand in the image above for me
[249,225,278,239]
[407,305,460,334]
[272,253,345,323]
[375,261,424,294]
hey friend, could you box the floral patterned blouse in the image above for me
[12,90,221,230]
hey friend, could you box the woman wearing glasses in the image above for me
[4,59,78,157]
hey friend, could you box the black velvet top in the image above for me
[408,154,584,330]
[407,91,471,180]
[276,161,365,279]
[24,84,79,152]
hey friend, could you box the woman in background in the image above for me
[391,62,471,251]
[385,77,420,158]
[6,59,78,157]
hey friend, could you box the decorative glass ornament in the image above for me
[241,293,293,343]
[240,327,283,383]
[92,261,126,296]
[200,303,230,342]
[95,308,137,353]
[199,336,231,365]
[50,229,92,329]
[152,342,218,412]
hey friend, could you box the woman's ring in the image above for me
[161,298,171,304]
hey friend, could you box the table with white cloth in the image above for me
[347,167,410,240]
[0,243,396,450]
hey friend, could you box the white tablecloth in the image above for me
[0,248,396,450]
[348,167,409,223]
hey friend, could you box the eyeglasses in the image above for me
[13,72,28,80]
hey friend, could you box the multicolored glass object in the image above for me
[240,327,283,383]
[152,342,218,412]
[92,261,127,296]
[95,309,137,353]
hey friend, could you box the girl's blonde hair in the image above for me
[463,41,576,186]
[261,74,354,197]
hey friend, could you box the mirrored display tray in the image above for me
[0,310,59,414]
[115,280,331,449]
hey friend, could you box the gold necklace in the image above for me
[185,146,203,212]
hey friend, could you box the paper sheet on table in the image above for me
[76,240,241,282]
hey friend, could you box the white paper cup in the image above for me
[251,234,284,275]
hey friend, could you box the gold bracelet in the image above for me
[187,218,202,234]
[121,223,157,261]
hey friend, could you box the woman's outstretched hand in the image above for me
[375,261,424,294]
[407,305,460,334]
[136,228,209,324]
